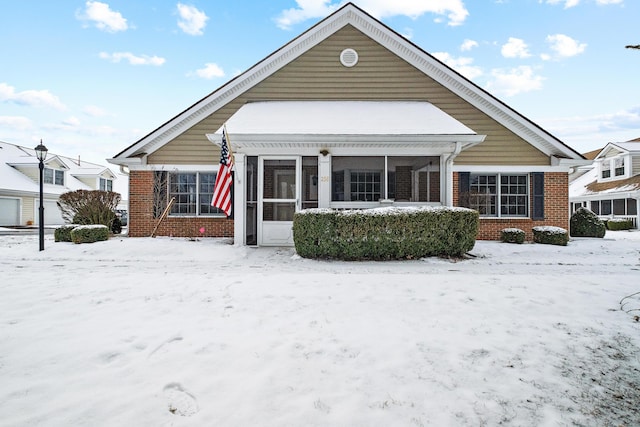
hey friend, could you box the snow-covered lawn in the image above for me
[1,231,639,426]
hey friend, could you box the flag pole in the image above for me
[223,123,235,167]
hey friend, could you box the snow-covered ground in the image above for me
[1,231,639,426]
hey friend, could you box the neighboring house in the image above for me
[109,3,586,246]
[570,138,640,228]
[0,140,127,227]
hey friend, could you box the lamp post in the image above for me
[34,140,48,251]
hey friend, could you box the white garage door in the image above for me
[34,199,65,225]
[0,198,20,226]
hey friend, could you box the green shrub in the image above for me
[54,225,77,242]
[70,225,109,244]
[501,228,525,244]
[606,218,633,231]
[293,206,479,260]
[570,207,605,238]
[532,226,569,246]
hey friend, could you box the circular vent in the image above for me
[340,48,358,67]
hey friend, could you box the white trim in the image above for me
[453,165,570,173]
[125,164,219,172]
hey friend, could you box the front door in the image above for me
[258,157,300,246]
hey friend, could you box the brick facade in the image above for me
[128,170,234,238]
[453,171,569,241]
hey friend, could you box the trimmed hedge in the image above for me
[501,228,525,244]
[54,225,77,242]
[570,207,605,238]
[293,206,479,260]
[606,218,633,231]
[532,226,569,246]
[70,224,109,244]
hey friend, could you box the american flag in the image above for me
[211,129,234,217]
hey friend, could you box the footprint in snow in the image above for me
[164,383,199,416]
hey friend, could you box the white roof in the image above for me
[0,141,127,199]
[221,101,475,135]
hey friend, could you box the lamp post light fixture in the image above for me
[34,140,48,251]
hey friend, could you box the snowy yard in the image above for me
[1,231,639,426]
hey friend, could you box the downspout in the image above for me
[445,142,462,206]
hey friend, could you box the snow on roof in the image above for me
[0,141,126,197]
[220,101,476,135]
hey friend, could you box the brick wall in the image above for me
[453,171,569,241]
[128,170,234,238]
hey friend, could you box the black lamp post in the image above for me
[34,140,48,251]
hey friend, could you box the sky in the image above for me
[1,0,639,165]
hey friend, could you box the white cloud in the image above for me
[76,1,128,33]
[485,66,544,97]
[188,63,225,79]
[541,0,581,8]
[460,39,478,51]
[62,116,81,127]
[0,83,65,110]
[177,3,209,36]
[275,0,469,30]
[432,52,483,80]
[596,0,623,4]
[544,34,587,59]
[83,105,108,117]
[0,115,32,130]
[99,52,166,66]
[501,37,531,58]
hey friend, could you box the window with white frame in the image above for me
[99,177,113,192]
[330,156,440,203]
[601,160,611,179]
[43,167,64,185]
[168,172,223,216]
[590,198,637,216]
[469,174,528,217]
[614,157,625,177]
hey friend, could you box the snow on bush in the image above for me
[532,226,569,246]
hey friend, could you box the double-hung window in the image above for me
[169,172,223,216]
[601,160,611,179]
[43,167,64,186]
[469,174,528,217]
[99,177,113,191]
[614,157,625,177]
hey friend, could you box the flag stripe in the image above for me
[211,130,234,217]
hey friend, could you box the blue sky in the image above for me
[1,0,638,164]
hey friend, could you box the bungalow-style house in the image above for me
[0,140,125,227]
[570,137,640,228]
[109,3,586,246]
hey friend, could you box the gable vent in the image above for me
[340,48,358,67]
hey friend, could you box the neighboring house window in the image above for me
[168,172,223,216]
[331,156,440,203]
[614,157,625,177]
[469,174,528,217]
[99,178,113,191]
[591,198,637,216]
[601,160,611,179]
[43,168,64,185]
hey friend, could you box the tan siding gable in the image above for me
[150,25,548,166]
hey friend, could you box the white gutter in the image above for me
[445,141,463,206]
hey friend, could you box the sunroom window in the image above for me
[331,156,440,203]
[168,172,223,216]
